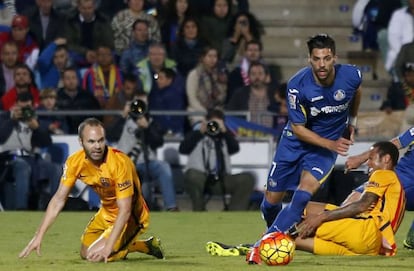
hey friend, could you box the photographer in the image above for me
[0,92,62,210]
[117,96,179,211]
[178,108,255,211]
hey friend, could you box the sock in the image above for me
[410,220,414,231]
[260,198,282,228]
[127,240,149,254]
[267,190,312,233]
[108,249,129,261]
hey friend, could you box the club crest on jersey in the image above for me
[100,177,111,187]
[268,178,277,187]
[333,89,346,101]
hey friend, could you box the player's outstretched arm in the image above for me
[19,183,71,258]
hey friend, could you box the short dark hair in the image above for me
[159,67,176,79]
[206,108,225,120]
[16,91,33,102]
[248,61,267,75]
[307,34,336,56]
[123,73,138,84]
[132,18,149,30]
[78,118,105,138]
[245,39,263,51]
[372,141,399,167]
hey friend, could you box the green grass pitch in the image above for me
[0,211,413,271]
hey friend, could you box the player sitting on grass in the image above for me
[207,141,405,259]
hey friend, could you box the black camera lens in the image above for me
[206,120,220,136]
[129,99,147,120]
[20,106,35,120]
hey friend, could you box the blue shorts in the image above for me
[266,138,336,193]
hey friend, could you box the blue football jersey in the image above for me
[285,64,362,141]
[395,127,414,189]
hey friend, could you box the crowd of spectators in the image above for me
[0,0,283,138]
[0,0,287,211]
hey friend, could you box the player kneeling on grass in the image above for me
[19,118,164,262]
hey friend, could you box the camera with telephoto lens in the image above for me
[128,99,147,121]
[20,106,35,120]
[206,120,220,136]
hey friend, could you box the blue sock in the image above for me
[410,220,414,231]
[260,198,282,228]
[267,190,312,233]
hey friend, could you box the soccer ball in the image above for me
[259,232,295,266]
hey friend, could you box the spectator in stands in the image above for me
[111,0,161,55]
[186,45,227,125]
[150,67,186,136]
[269,82,288,140]
[387,62,414,131]
[178,108,255,211]
[0,14,39,70]
[63,0,114,68]
[37,87,69,135]
[374,0,402,64]
[36,37,72,89]
[227,39,263,102]
[22,0,65,51]
[136,42,176,94]
[119,19,151,76]
[160,0,193,54]
[82,44,123,108]
[226,61,277,128]
[385,0,414,80]
[0,0,16,26]
[170,16,209,77]
[352,0,380,51]
[381,60,414,116]
[0,40,18,98]
[0,92,62,209]
[104,73,140,142]
[221,11,264,69]
[394,40,414,82]
[56,67,100,134]
[1,63,39,110]
[117,95,180,211]
[200,0,233,56]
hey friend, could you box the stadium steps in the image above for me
[249,0,389,111]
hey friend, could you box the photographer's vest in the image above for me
[0,121,32,154]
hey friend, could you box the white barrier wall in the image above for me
[51,135,373,191]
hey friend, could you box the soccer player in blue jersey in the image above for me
[346,127,414,250]
[245,34,362,264]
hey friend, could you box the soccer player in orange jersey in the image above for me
[18,118,164,262]
[296,141,405,256]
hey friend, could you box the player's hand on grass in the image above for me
[19,236,42,258]
[86,245,112,263]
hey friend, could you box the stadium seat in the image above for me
[47,142,69,165]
